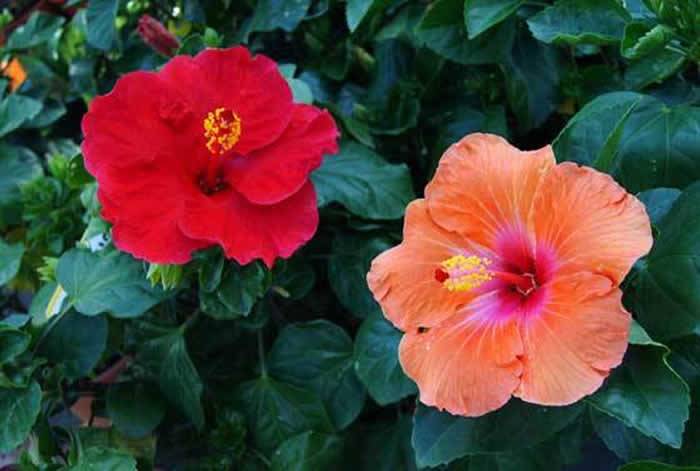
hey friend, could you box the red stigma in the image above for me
[434,268,449,283]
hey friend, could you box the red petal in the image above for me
[159,47,294,155]
[228,104,339,205]
[179,182,319,267]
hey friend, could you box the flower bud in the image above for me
[137,14,180,57]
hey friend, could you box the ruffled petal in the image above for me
[82,71,195,179]
[159,47,293,155]
[178,182,319,267]
[426,133,555,249]
[533,162,652,284]
[98,170,209,264]
[514,273,631,405]
[367,199,479,332]
[228,104,339,205]
[400,310,523,417]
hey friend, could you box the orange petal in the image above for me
[515,273,631,405]
[533,162,652,284]
[367,199,476,332]
[426,133,555,248]
[399,309,523,417]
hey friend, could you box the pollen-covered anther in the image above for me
[436,254,493,292]
[203,107,242,155]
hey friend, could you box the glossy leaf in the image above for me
[138,329,204,430]
[86,0,119,50]
[412,401,583,467]
[0,382,41,453]
[107,382,166,439]
[270,431,343,471]
[632,182,700,340]
[312,141,414,220]
[527,0,631,45]
[38,311,107,379]
[234,376,334,454]
[200,261,268,319]
[327,233,393,318]
[416,0,515,65]
[589,326,690,447]
[353,311,416,405]
[5,12,65,50]
[268,320,366,430]
[0,239,24,286]
[0,95,43,138]
[464,0,523,38]
[56,249,165,318]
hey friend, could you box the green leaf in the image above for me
[637,188,681,225]
[270,431,343,471]
[588,330,690,447]
[0,95,43,138]
[86,0,119,50]
[353,311,416,405]
[0,145,42,211]
[416,0,515,65]
[268,320,366,430]
[138,329,204,430]
[554,91,643,168]
[327,233,392,318]
[5,12,65,50]
[312,141,414,220]
[233,376,334,454]
[247,0,312,34]
[199,261,268,320]
[68,446,137,471]
[554,92,700,192]
[632,183,700,340]
[591,407,674,462]
[625,48,686,90]
[621,23,673,60]
[272,258,316,300]
[106,382,166,439]
[349,416,417,470]
[0,239,24,286]
[527,0,631,45]
[619,462,700,471]
[0,381,42,453]
[464,0,523,38]
[56,249,165,318]
[502,28,560,132]
[38,311,107,379]
[346,0,377,32]
[0,327,30,365]
[411,401,583,467]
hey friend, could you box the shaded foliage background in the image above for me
[1,0,700,469]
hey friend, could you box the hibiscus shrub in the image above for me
[1,0,700,470]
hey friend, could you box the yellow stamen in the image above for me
[203,107,242,155]
[439,254,493,292]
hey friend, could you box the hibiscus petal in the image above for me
[400,309,523,417]
[367,199,480,332]
[82,71,190,179]
[228,104,339,205]
[160,47,294,155]
[514,273,631,405]
[179,182,319,267]
[426,133,555,248]
[98,176,210,264]
[533,162,652,284]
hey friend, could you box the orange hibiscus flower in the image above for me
[367,133,652,417]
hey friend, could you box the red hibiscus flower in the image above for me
[82,47,339,267]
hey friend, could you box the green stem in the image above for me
[257,329,268,379]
